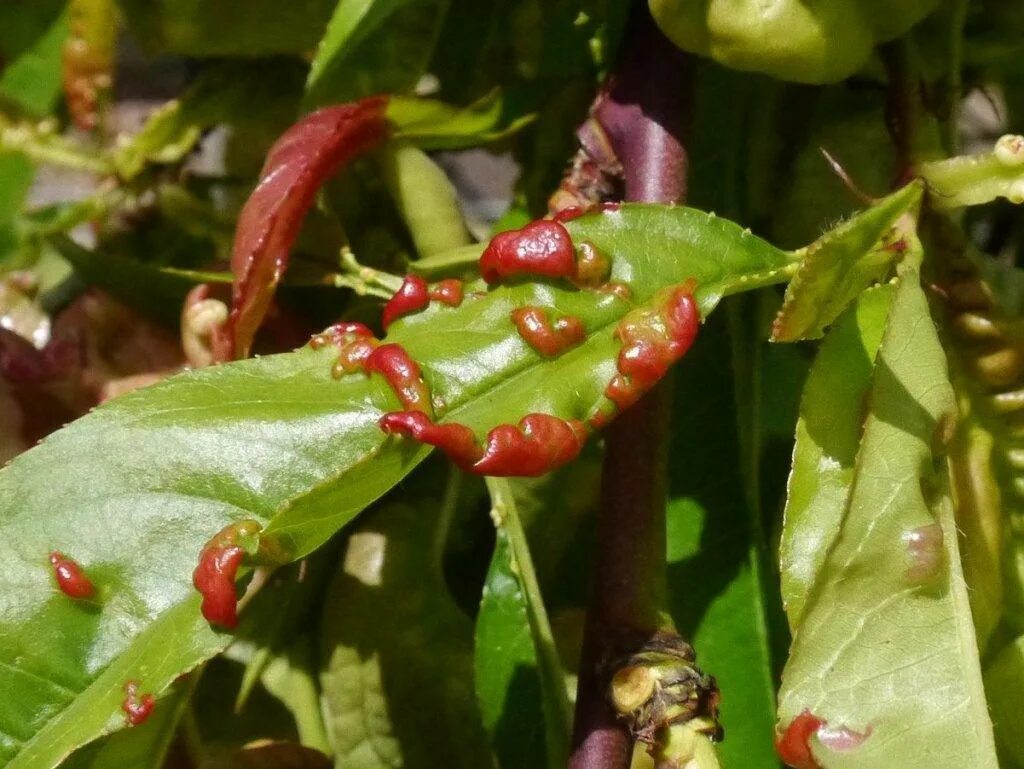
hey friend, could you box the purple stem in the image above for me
[568,8,694,769]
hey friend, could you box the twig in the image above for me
[568,7,695,769]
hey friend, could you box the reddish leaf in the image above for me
[226,96,390,359]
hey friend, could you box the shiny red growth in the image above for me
[552,206,585,222]
[382,275,430,329]
[776,710,872,768]
[226,96,390,359]
[122,681,156,726]
[474,414,588,476]
[49,551,95,599]
[364,343,433,414]
[380,411,587,476]
[479,220,577,284]
[775,711,825,769]
[605,283,699,411]
[428,279,464,307]
[309,322,378,378]
[598,201,621,213]
[510,307,585,357]
[192,521,260,629]
[379,411,479,468]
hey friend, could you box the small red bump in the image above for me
[511,307,586,357]
[776,711,824,769]
[333,337,378,377]
[573,241,611,287]
[428,279,464,307]
[382,275,429,329]
[49,552,95,599]
[903,523,944,585]
[364,343,433,414]
[310,321,374,348]
[776,711,871,768]
[380,411,479,468]
[122,681,156,726]
[598,201,620,213]
[597,282,632,301]
[552,206,585,222]
[479,220,576,284]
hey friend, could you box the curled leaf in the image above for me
[226,97,390,359]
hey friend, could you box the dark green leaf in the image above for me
[115,0,335,56]
[666,312,783,769]
[0,3,67,117]
[305,0,450,109]
[319,500,492,768]
[475,477,571,769]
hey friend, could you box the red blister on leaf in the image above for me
[226,96,390,359]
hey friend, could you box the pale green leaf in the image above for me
[771,183,921,342]
[778,267,998,769]
[779,285,893,626]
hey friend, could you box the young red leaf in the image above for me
[226,95,390,359]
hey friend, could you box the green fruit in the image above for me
[649,0,941,83]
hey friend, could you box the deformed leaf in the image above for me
[777,266,998,769]
[779,285,893,626]
[225,97,390,359]
[771,183,921,342]
[0,203,796,767]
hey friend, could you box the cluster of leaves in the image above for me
[1,2,1024,769]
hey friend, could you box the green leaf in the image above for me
[0,151,34,263]
[387,93,536,151]
[984,635,1024,769]
[475,477,571,769]
[0,203,794,766]
[305,0,450,109]
[777,266,998,769]
[779,285,893,626]
[112,63,305,180]
[60,678,194,769]
[666,312,783,769]
[919,133,1024,209]
[319,499,492,768]
[0,3,68,117]
[771,184,922,342]
[115,0,336,56]
[381,142,471,258]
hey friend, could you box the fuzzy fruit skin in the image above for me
[649,0,941,83]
